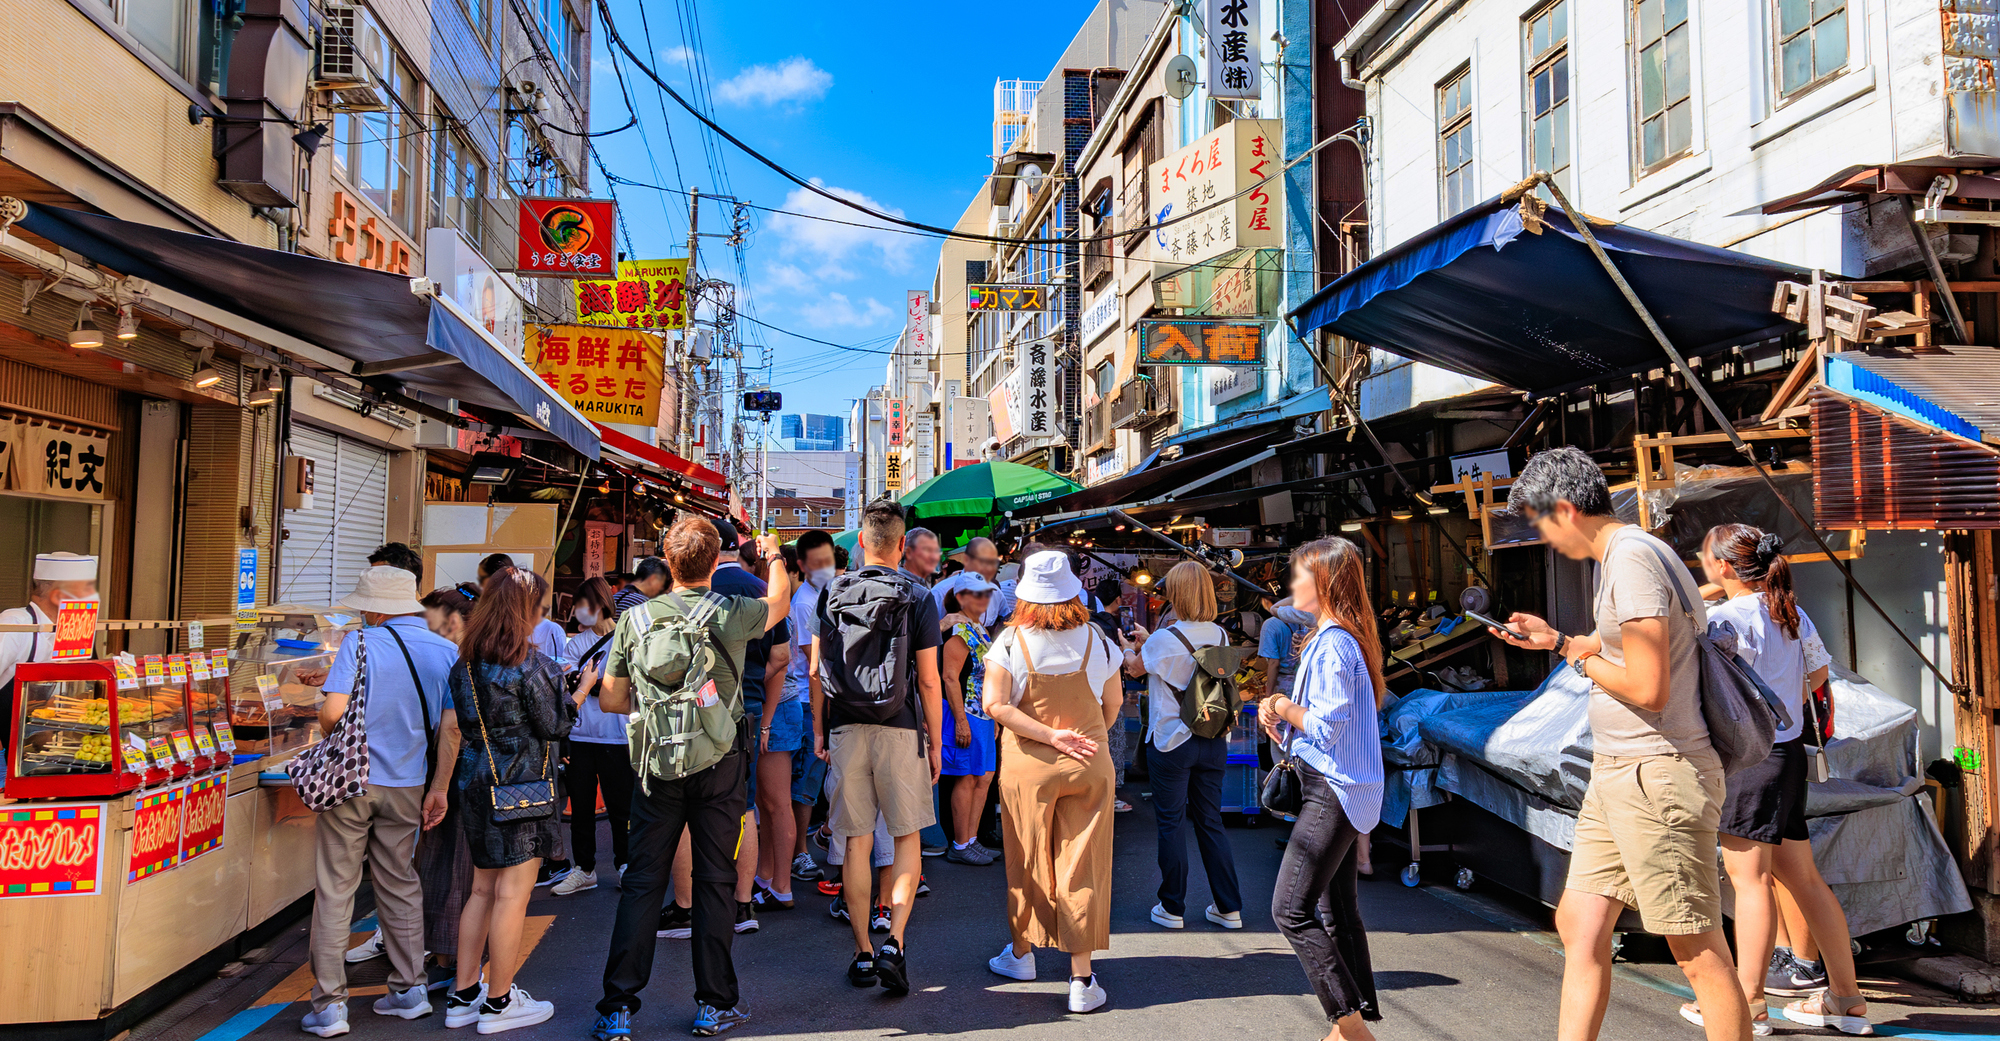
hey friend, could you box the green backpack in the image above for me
[1167,626,1251,740]
[624,591,742,790]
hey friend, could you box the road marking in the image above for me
[255,917,556,1008]
[191,1004,288,1041]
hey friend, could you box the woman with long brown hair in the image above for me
[443,568,572,1033]
[1684,524,1867,1036]
[1257,537,1385,1041]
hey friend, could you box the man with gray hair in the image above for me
[931,537,1003,627]
[901,527,941,587]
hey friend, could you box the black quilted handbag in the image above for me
[1261,736,1304,818]
[466,663,556,822]
[289,633,371,812]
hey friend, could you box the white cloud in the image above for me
[659,45,700,67]
[715,56,832,105]
[762,181,914,275]
[749,181,914,336]
[814,293,895,329]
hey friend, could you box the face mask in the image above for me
[573,604,600,627]
[809,567,835,589]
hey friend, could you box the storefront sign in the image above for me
[988,378,1017,444]
[886,398,906,446]
[51,599,98,659]
[426,227,526,354]
[180,776,226,863]
[914,416,935,481]
[905,291,932,379]
[1149,119,1281,267]
[1019,340,1053,440]
[942,379,960,469]
[1450,449,1513,483]
[844,457,861,518]
[236,548,258,627]
[525,325,665,425]
[127,785,182,882]
[884,455,903,492]
[1208,366,1261,407]
[1081,285,1119,346]
[1086,446,1129,484]
[967,284,1054,311]
[574,258,691,331]
[582,521,616,579]
[1210,255,1259,316]
[1139,319,1264,366]
[327,191,413,274]
[516,197,618,277]
[0,803,104,898]
[12,424,110,499]
[1206,0,1263,99]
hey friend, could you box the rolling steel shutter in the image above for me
[278,426,389,606]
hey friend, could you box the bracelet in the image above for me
[1554,633,1570,656]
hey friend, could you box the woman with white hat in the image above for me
[981,550,1122,1014]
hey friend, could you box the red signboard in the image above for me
[0,803,105,898]
[886,398,906,445]
[127,784,183,882]
[516,197,618,277]
[180,775,226,864]
[51,598,98,659]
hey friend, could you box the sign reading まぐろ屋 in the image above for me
[526,325,665,425]
[516,197,617,277]
[1149,119,1281,268]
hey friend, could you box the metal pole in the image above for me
[1902,195,1970,345]
[1109,509,1273,599]
[679,188,701,458]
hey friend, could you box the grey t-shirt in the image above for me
[1591,527,1710,757]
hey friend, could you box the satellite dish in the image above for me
[1165,55,1198,100]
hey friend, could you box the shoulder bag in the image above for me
[1261,734,1304,817]
[289,632,372,812]
[466,661,557,822]
[378,624,438,784]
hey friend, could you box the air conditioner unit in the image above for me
[415,412,459,450]
[316,4,388,111]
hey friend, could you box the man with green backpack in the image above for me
[593,516,793,1040]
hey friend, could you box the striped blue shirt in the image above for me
[1283,621,1385,832]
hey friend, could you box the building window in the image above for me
[1438,68,1475,217]
[1777,0,1846,97]
[537,0,576,77]
[461,0,490,49]
[333,54,421,230]
[1525,2,1571,199]
[819,509,833,522]
[1632,0,1693,172]
[794,508,808,521]
[433,117,487,244]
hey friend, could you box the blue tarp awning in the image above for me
[1287,194,1815,398]
[12,202,598,459]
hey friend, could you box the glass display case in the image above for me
[137,654,193,781]
[7,659,153,799]
[229,607,353,761]
[181,650,229,773]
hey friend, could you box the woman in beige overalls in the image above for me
[980,551,1125,1014]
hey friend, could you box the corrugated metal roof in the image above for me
[1811,387,2000,529]
[1827,349,2000,444]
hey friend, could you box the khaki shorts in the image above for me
[826,724,935,840]
[1568,751,1726,935]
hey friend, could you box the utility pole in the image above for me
[677,187,701,458]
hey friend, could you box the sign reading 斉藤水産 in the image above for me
[526,325,665,426]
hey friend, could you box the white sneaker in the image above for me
[301,1002,349,1037]
[443,981,487,1029]
[475,985,553,1034]
[371,985,432,1020]
[1150,904,1184,929]
[343,929,385,963]
[614,863,627,889]
[551,868,598,896]
[1068,975,1107,1013]
[1204,905,1243,929]
[988,943,1036,981]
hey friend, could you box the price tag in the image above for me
[186,621,204,650]
[170,729,196,762]
[146,735,173,766]
[113,659,139,691]
[192,729,216,756]
[166,655,189,683]
[256,675,282,712]
[142,655,166,687]
[119,740,149,770]
[212,722,236,752]
[190,656,211,680]
[210,649,229,674]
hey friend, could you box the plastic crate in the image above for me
[1222,760,1264,816]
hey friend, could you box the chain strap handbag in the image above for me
[289,632,372,812]
[466,661,557,822]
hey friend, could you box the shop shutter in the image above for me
[277,426,338,606]
[332,438,390,597]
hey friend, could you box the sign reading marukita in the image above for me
[574,258,691,331]
[526,325,665,426]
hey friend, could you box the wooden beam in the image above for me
[1761,348,1821,423]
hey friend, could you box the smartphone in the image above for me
[1463,608,1529,642]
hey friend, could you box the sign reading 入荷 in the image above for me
[1138,319,1265,366]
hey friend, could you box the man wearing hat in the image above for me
[301,565,462,1037]
[0,553,99,750]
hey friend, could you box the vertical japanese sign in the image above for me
[127,785,183,883]
[236,548,258,627]
[515,197,617,277]
[179,775,226,864]
[0,803,104,898]
[886,398,906,446]
[885,454,903,492]
[988,377,1017,444]
[844,458,861,518]
[1021,340,1053,440]
[1206,0,1262,99]
[914,416,936,484]
[574,258,691,331]
[942,379,960,470]
[52,599,98,659]
[905,291,931,391]
[525,325,665,426]
[1149,119,1282,267]
[14,425,109,499]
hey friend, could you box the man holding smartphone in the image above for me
[1485,447,1751,1041]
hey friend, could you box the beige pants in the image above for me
[310,784,426,1009]
[1568,751,1726,935]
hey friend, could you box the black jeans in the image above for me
[1272,764,1379,1022]
[599,751,748,1014]
[567,742,636,872]
[1146,734,1242,917]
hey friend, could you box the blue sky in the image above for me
[586,0,1101,418]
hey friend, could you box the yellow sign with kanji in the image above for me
[525,325,665,425]
[884,455,903,491]
[573,259,691,331]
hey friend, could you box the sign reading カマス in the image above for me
[0,803,104,898]
[574,258,691,331]
[526,325,665,426]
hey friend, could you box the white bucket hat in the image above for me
[343,565,426,615]
[1014,550,1083,605]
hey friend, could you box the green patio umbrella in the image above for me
[899,461,1081,523]
[833,529,861,554]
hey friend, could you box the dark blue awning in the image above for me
[12,201,598,459]
[1288,195,1814,398]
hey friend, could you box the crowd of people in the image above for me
[290,455,1875,1041]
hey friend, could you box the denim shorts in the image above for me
[745,697,805,801]
[792,703,828,805]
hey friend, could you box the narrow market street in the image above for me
[136,801,2000,1041]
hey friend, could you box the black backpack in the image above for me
[819,567,923,728]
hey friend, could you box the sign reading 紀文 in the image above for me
[1206,0,1262,99]
[574,258,691,331]
[1149,119,1282,267]
[516,197,617,277]
[1139,319,1265,366]
[525,325,665,425]
[8,423,110,499]
[967,284,1055,311]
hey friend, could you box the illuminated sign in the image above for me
[968,284,1055,311]
[1137,319,1265,366]
[516,197,618,277]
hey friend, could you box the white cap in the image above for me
[342,565,425,616]
[950,572,999,596]
[1014,550,1082,605]
[33,552,98,582]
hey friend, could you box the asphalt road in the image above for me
[162,793,2000,1041]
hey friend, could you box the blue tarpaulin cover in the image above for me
[1288,195,1814,397]
[13,202,598,459]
